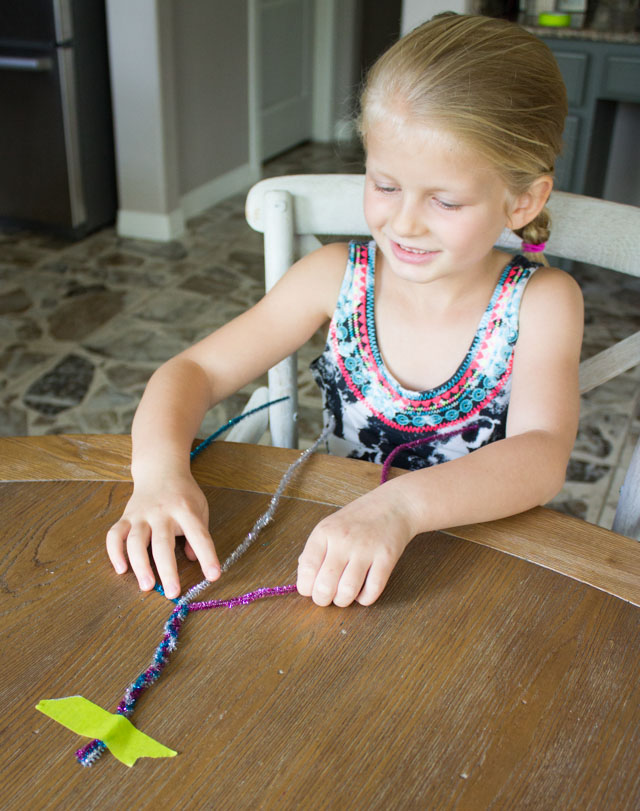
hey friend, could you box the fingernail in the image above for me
[115,562,126,574]
[141,577,154,590]
[206,566,220,580]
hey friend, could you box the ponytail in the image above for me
[514,206,551,266]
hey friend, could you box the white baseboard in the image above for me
[181,162,261,221]
[116,207,186,241]
[115,162,261,242]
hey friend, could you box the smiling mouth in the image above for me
[398,243,430,254]
[388,238,439,265]
[392,239,436,255]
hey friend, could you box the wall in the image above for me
[106,0,359,242]
[172,1,250,200]
[311,0,362,142]
[106,0,182,239]
[401,0,472,34]
[331,0,363,139]
[106,0,257,241]
[330,0,403,141]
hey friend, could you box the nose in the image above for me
[390,194,424,238]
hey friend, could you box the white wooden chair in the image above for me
[245,174,640,538]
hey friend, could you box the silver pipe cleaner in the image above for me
[181,417,334,605]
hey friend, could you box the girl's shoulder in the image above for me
[312,240,352,266]
[524,263,583,301]
[275,240,351,321]
[293,240,351,287]
[519,263,584,330]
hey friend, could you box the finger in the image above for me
[106,519,131,574]
[178,512,220,582]
[183,539,197,561]
[150,518,181,599]
[356,558,394,606]
[311,551,348,607]
[297,533,328,597]
[333,558,371,608]
[125,522,156,591]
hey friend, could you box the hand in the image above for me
[106,472,220,599]
[296,486,417,607]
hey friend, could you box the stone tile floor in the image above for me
[1,140,639,531]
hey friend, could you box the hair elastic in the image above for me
[521,241,546,253]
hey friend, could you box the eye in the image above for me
[434,198,461,211]
[373,182,398,194]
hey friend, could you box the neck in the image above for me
[377,248,510,315]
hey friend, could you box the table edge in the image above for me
[1,434,638,606]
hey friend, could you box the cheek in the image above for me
[363,193,385,231]
[431,212,486,255]
[456,208,499,237]
[446,210,507,255]
[362,190,372,218]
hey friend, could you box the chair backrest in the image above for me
[245,174,640,537]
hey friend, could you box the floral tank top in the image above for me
[310,240,539,470]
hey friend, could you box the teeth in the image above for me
[400,244,428,254]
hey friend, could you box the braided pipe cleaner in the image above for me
[76,407,471,766]
[76,401,331,766]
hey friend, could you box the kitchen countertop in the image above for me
[526,25,640,43]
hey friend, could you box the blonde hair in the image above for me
[359,14,568,264]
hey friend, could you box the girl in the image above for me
[107,14,583,608]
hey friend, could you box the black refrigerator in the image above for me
[0,0,116,237]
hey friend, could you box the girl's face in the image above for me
[363,118,516,287]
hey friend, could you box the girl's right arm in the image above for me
[106,241,348,599]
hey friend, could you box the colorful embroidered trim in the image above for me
[328,241,531,432]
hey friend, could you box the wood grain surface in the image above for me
[1,470,639,809]
[1,435,638,606]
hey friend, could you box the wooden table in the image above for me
[2,436,639,810]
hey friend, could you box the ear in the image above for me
[506,175,553,231]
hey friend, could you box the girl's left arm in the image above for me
[297,268,584,607]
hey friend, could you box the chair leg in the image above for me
[263,189,298,449]
[612,434,640,540]
[268,358,298,448]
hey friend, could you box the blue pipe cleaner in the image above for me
[190,395,288,458]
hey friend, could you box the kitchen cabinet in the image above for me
[540,36,640,196]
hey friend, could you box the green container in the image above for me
[538,12,572,26]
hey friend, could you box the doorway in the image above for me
[249,0,402,169]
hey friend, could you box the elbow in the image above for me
[523,428,575,506]
[538,456,571,506]
[539,477,565,507]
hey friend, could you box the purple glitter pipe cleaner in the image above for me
[379,423,479,484]
[76,409,331,767]
[189,584,297,611]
